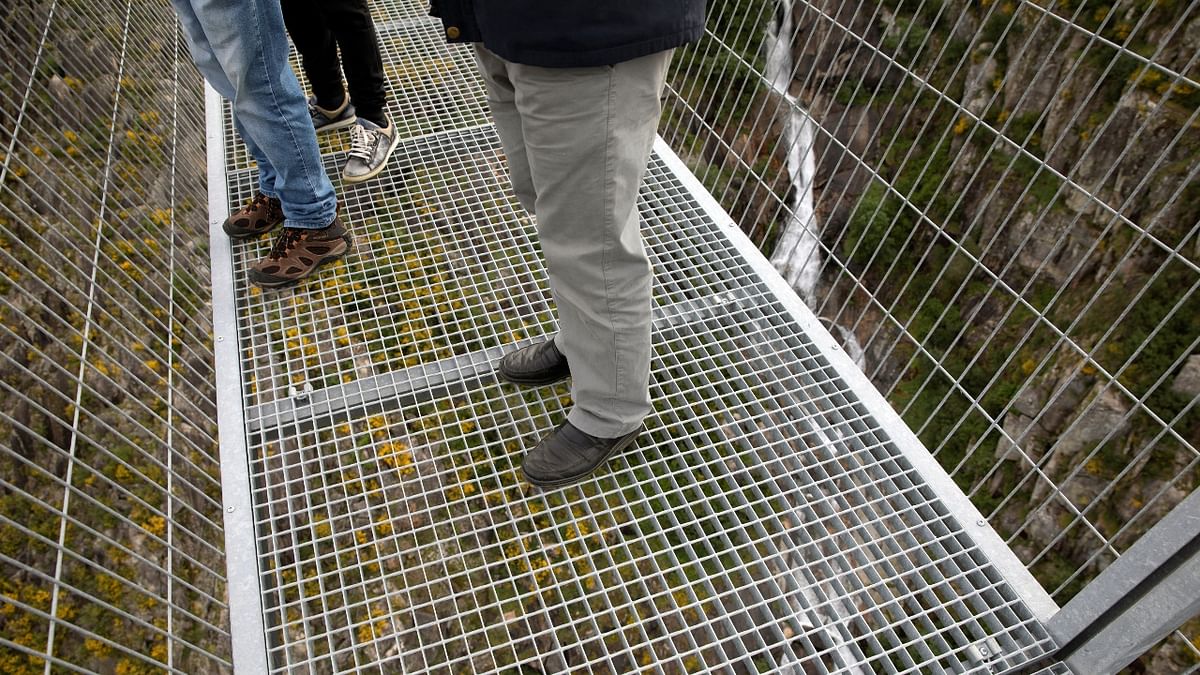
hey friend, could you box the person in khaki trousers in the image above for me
[430,1,706,487]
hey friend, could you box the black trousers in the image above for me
[281,0,388,125]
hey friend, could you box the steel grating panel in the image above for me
[211,3,1065,672]
[223,16,489,172]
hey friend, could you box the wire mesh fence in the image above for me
[0,0,227,672]
[659,0,1199,670]
[1,0,1195,671]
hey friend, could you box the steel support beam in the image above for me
[1043,488,1200,674]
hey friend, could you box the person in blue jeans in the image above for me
[171,0,353,288]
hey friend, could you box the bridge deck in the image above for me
[208,3,1062,672]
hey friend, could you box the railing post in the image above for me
[1043,488,1200,674]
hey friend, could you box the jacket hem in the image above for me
[482,26,703,68]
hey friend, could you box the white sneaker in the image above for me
[343,118,400,183]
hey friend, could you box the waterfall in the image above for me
[765,1,866,369]
[828,321,868,371]
[765,0,823,306]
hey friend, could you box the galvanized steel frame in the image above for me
[207,83,271,674]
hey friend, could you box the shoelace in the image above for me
[267,228,304,260]
[348,123,377,161]
[246,192,269,212]
[245,192,281,221]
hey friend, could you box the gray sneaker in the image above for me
[343,118,400,184]
[309,95,357,134]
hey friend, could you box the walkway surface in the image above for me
[207,2,1065,672]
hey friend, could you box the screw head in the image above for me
[226,505,235,513]
[976,519,986,527]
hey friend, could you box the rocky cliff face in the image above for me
[665,0,1198,670]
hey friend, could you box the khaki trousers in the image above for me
[474,45,671,437]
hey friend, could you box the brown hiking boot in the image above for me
[223,192,284,239]
[248,217,352,289]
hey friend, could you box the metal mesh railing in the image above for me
[1,0,1195,671]
[660,0,1199,669]
[0,0,226,672]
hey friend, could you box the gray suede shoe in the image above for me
[343,118,400,183]
[521,422,641,488]
[497,337,570,386]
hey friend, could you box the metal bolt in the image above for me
[217,336,224,342]
[979,647,989,656]
[226,505,235,513]
[976,519,986,527]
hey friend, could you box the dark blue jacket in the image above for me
[429,1,706,68]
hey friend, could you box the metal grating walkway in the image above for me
[208,3,1064,673]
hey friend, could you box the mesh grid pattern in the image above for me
[215,4,1060,670]
[659,1,1199,666]
[224,16,489,173]
[0,0,227,671]
[659,0,1199,615]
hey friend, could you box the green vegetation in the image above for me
[0,0,1195,671]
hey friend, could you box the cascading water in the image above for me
[765,0,823,307]
[765,0,866,370]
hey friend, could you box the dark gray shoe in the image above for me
[309,94,357,134]
[498,337,570,386]
[521,422,641,488]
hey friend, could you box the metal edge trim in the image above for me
[206,85,271,672]
[651,136,1060,624]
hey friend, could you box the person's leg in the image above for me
[233,116,280,199]
[508,50,672,440]
[183,0,337,229]
[281,0,357,134]
[478,48,571,393]
[172,0,281,234]
[322,0,389,127]
[172,0,348,287]
[473,45,536,214]
[329,0,398,184]
[280,0,349,111]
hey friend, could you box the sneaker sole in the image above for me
[341,134,402,184]
[521,429,641,489]
[250,236,354,290]
[315,115,358,134]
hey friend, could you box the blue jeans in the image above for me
[172,0,336,229]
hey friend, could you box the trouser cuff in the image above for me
[568,407,644,440]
